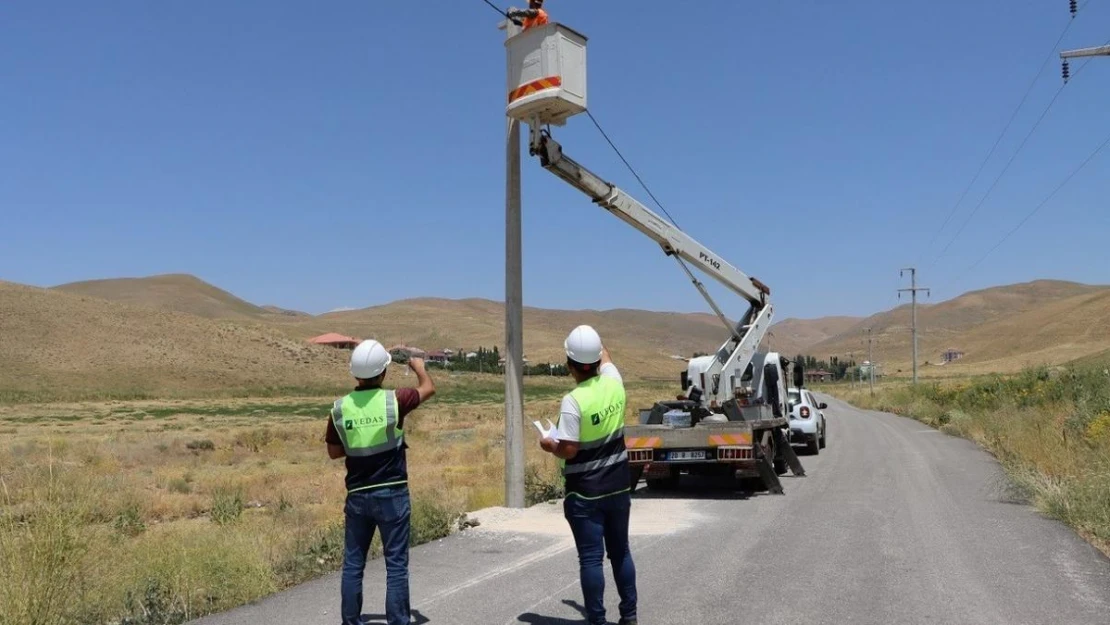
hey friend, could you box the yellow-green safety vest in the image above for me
[560,374,630,499]
[331,389,408,493]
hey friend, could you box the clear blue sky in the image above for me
[2,0,1108,319]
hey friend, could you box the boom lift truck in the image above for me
[502,18,806,493]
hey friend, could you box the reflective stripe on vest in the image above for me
[331,390,403,458]
[562,374,628,497]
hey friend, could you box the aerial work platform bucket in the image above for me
[505,22,587,126]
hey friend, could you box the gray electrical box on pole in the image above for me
[898,268,930,385]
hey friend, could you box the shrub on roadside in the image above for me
[210,487,244,525]
[524,462,564,505]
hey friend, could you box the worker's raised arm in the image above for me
[408,356,436,403]
[600,345,613,367]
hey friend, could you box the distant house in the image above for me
[308,333,360,349]
[804,370,833,383]
[859,361,882,379]
[942,348,965,363]
[427,350,449,364]
[465,352,479,360]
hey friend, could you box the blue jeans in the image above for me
[563,492,637,625]
[341,485,411,625]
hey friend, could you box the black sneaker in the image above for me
[618,619,637,625]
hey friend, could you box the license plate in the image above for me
[667,450,705,461]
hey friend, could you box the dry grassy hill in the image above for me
[282,297,727,379]
[7,273,1109,400]
[806,280,1110,375]
[765,316,861,357]
[0,281,350,400]
[262,305,311,317]
[52,274,272,320]
[0,279,731,400]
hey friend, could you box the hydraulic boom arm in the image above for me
[530,132,770,307]
[528,129,775,408]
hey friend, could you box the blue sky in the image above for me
[2,1,1108,320]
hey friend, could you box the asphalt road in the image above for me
[190,395,1110,625]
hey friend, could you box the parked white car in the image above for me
[787,387,827,455]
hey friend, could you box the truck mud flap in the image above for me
[774,427,806,477]
[753,429,805,494]
[755,451,783,494]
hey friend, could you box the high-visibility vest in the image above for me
[522,8,549,30]
[330,389,407,493]
[561,374,629,499]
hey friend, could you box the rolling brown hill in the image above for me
[765,316,862,357]
[52,273,272,320]
[6,273,1108,400]
[806,280,1110,376]
[0,278,732,399]
[283,297,729,379]
[0,280,350,400]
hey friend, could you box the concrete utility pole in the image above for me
[898,267,930,385]
[503,115,526,509]
[865,327,874,396]
[500,14,525,510]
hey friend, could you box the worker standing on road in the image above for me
[508,0,549,30]
[539,325,638,625]
[325,340,436,625]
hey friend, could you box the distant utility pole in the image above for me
[865,327,874,396]
[1060,0,1110,80]
[1060,43,1110,82]
[898,267,930,385]
[500,18,525,509]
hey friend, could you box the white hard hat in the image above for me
[564,325,603,364]
[350,339,392,379]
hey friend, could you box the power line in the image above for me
[480,0,520,24]
[927,22,1107,270]
[585,109,682,229]
[917,12,1082,264]
[964,126,1110,273]
[929,79,1069,269]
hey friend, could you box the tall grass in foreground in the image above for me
[830,365,1110,551]
[0,454,463,625]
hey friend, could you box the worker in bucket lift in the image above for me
[508,0,549,30]
[537,325,638,625]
